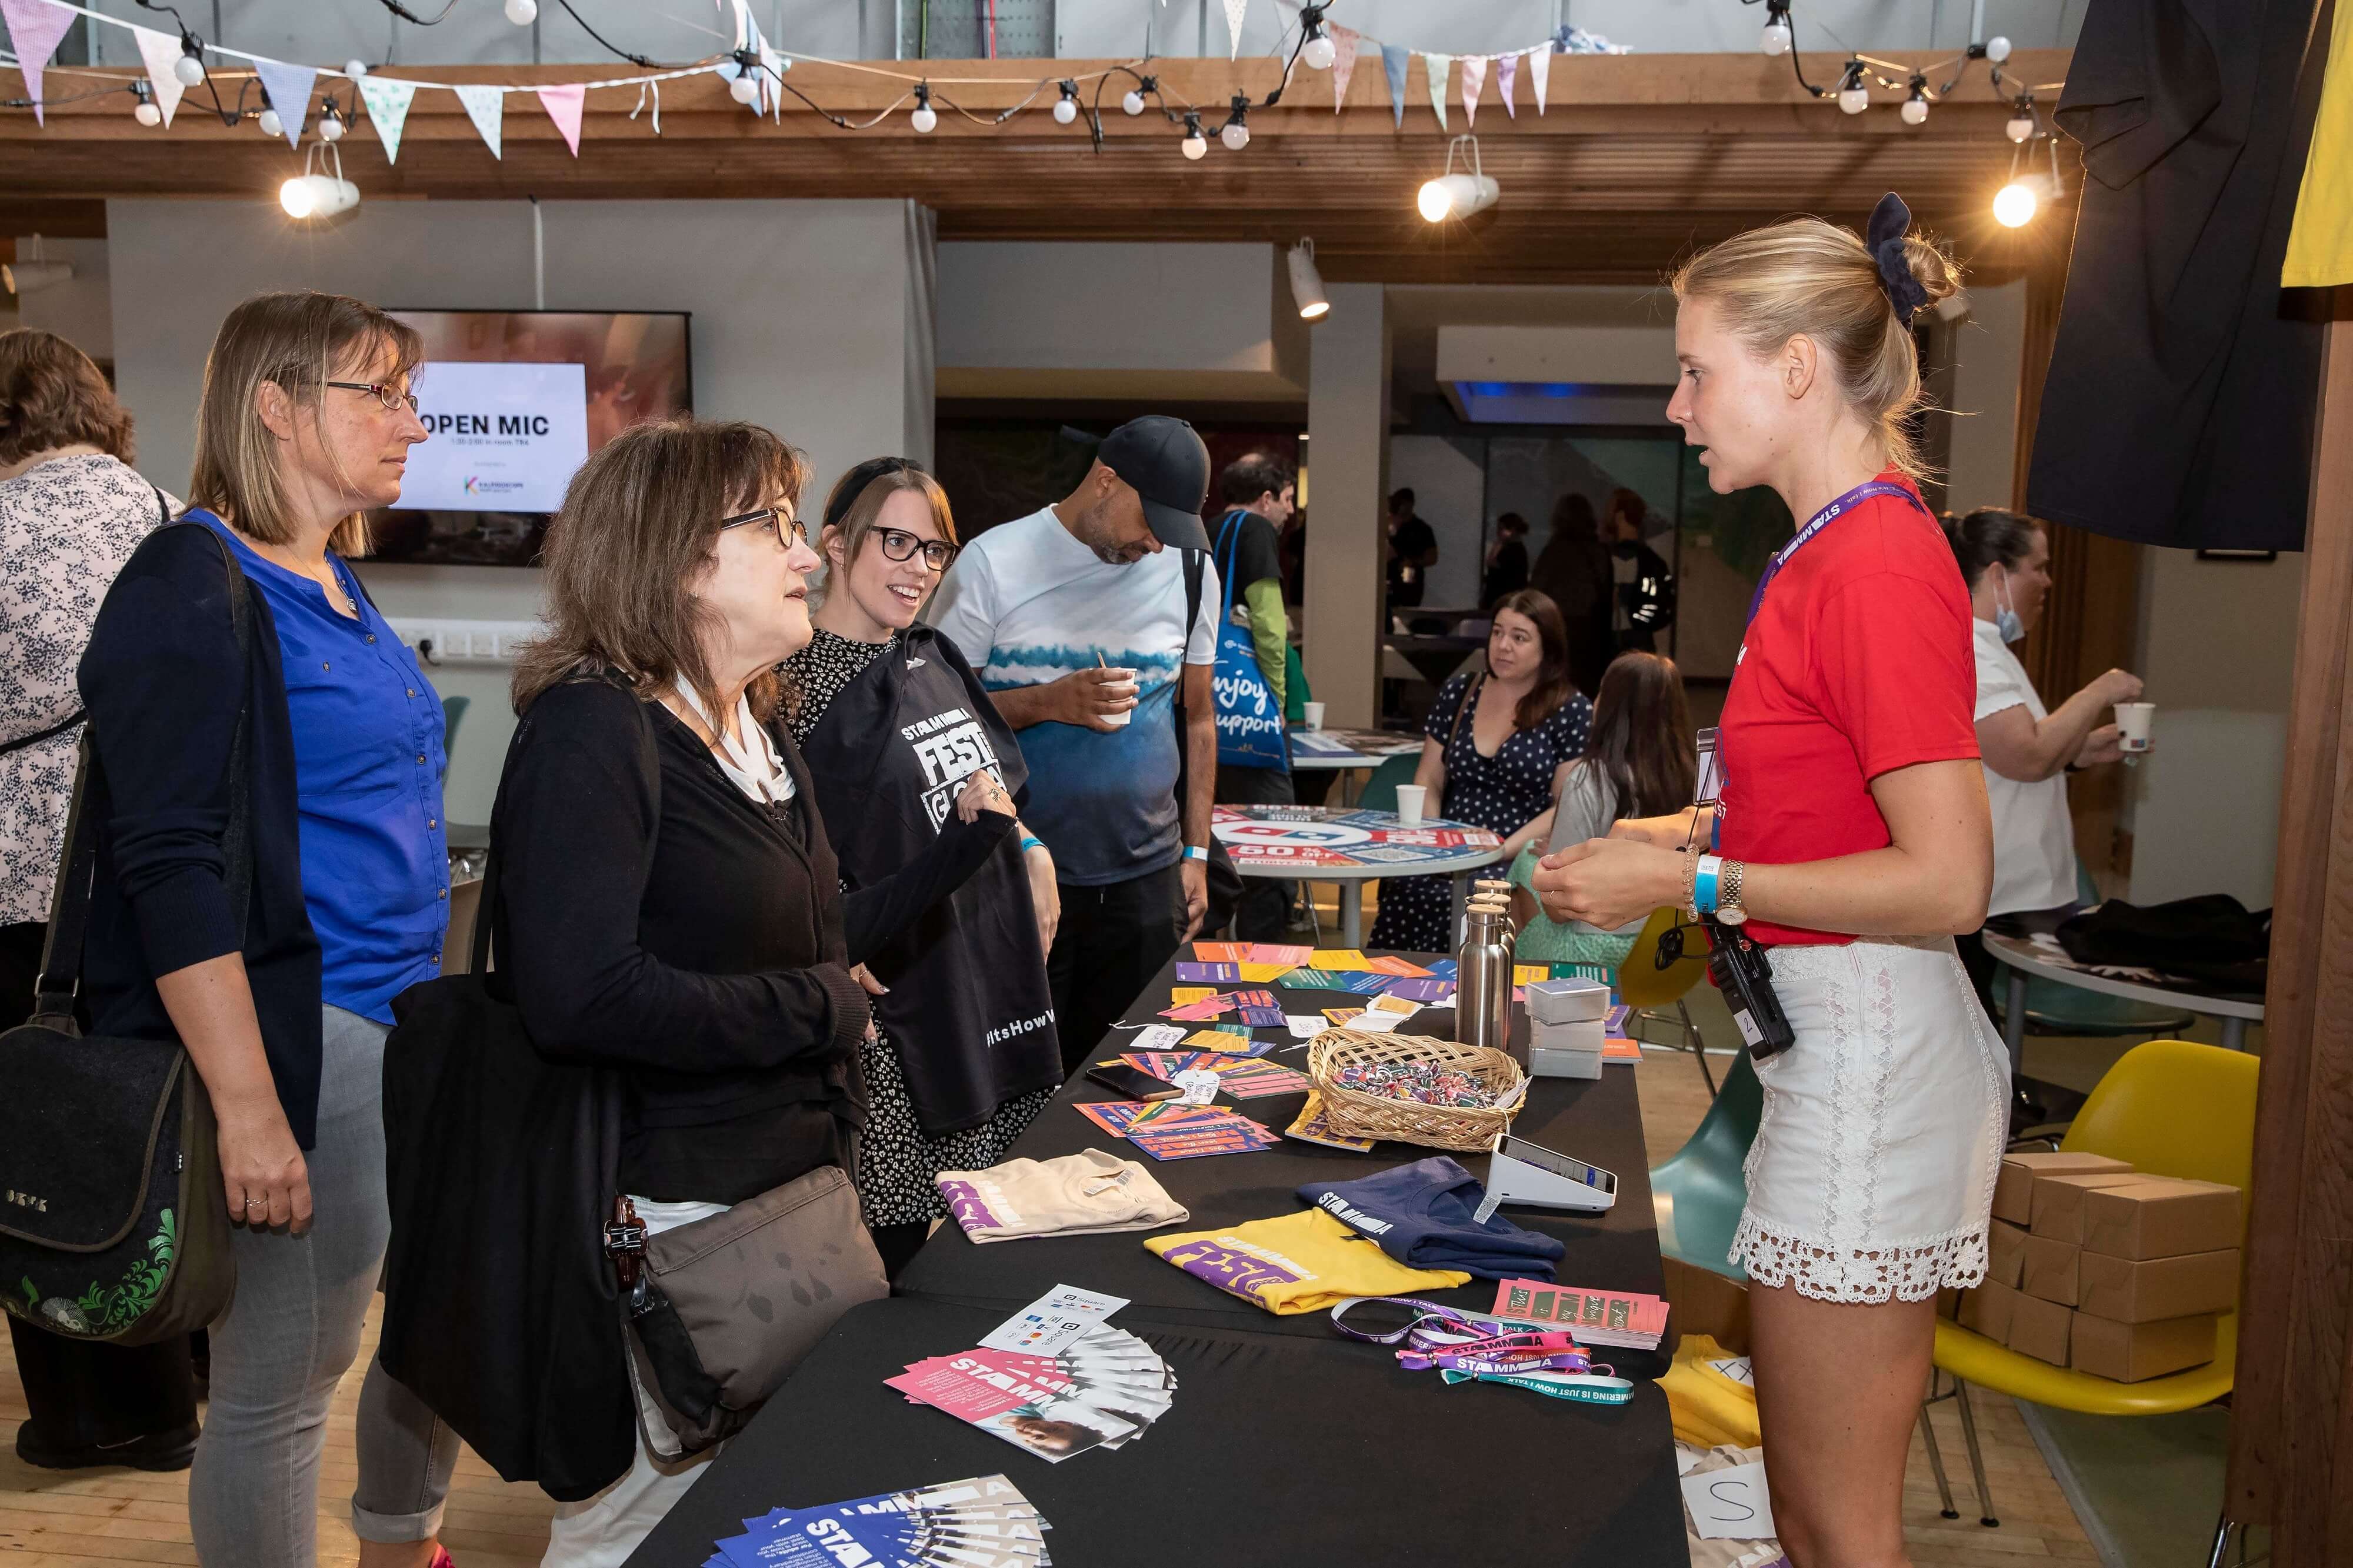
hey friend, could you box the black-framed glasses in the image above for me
[874,526,959,572]
[722,506,810,552]
[325,381,420,414]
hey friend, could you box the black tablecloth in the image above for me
[623,1297,1687,1568]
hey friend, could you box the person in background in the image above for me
[1534,199,2000,1567]
[926,416,1219,1073]
[786,458,1062,1278]
[76,292,456,1568]
[1385,487,1438,610]
[1529,492,1616,695]
[1368,589,1592,955]
[1607,488,1677,653]
[1482,512,1531,609]
[1506,651,1696,967]
[1942,507,2141,1002]
[1209,452,1298,940]
[0,329,201,1475]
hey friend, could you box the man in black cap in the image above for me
[926,416,1221,1071]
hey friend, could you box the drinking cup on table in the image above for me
[1301,700,1326,730]
[1099,668,1138,728]
[1394,784,1428,827]
[2114,701,2155,753]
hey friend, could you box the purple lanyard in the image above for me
[1744,479,1931,627]
[1328,1296,1611,1378]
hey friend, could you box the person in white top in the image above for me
[1941,508,2142,1000]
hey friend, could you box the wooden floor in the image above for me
[4,1026,2096,1568]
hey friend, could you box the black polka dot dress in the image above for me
[782,628,1053,1228]
[1369,672,1593,955]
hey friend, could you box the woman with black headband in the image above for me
[1535,195,2002,1566]
[784,458,1063,1277]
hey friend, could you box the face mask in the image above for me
[1993,566,2025,644]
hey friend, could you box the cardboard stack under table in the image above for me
[1955,1152,2241,1382]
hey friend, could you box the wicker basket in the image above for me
[1305,1029,1529,1153]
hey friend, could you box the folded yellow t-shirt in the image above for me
[1144,1209,1469,1315]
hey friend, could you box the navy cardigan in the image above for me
[76,524,326,1147]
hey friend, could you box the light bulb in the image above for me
[912,105,937,132]
[2007,113,2035,144]
[1838,85,1868,115]
[280,177,314,218]
[258,108,284,138]
[1761,21,1792,56]
[1053,96,1078,125]
[1181,129,1208,161]
[345,59,369,79]
[729,72,760,105]
[1992,181,2038,228]
[1302,32,1335,70]
[174,49,205,88]
[504,0,538,24]
[1121,89,1145,116]
[1221,119,1249,151]
[319,108,345,142]
[1901,95,1928,125]
[1417,179,1454,222]
[1985,35,2012,64]
[135,99,162,127]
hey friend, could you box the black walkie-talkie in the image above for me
[1704,919,1797,1060]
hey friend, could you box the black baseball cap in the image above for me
[1095,416,1212,552]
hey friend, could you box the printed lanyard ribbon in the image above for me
[1744,479,1931,627]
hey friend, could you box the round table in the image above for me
[1209,803,1508,948]
[1981,931,2262,1071]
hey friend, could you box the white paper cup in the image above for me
[2114,701,2154,752]
[1394,784,1428,827]
[1301,701,1326,730]
[1098,668,1137,726]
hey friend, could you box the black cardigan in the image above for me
[75,524,327,1146]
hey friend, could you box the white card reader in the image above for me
[1474,1133,1619,1220]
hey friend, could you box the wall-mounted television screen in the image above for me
[364,309,691,566]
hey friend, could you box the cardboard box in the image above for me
[2020,1234,2082,1306]
[2007,1293,2073,1366]
[2082,1178,2242,1261]
[2069,1310,2218,1383]
[1957,1280,2018,1343]
[1992,1153,2133,1226]
[1987,1220,2029,1289]
[2030,1171,2151,1243]
[2077,1249,2239,1323]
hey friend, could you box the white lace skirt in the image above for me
[1731,933,2008,1304]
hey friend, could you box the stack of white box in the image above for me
[1525,975,1611,1079]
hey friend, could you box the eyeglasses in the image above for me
[326,381,421,414]
[874,526,959,572]
[722,506,810,552]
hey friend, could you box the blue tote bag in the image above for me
[1211,513,1288,770]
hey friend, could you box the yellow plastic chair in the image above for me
[1921,1039,2258,1527]
[1615,905,1717,1093]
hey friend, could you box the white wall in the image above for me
[103,196,933,822]
[1941,278,2025,515]
[1303,283,1388,729]
[11,238,115,363]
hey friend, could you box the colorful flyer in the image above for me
[1248,943,1315,966]
[1323,1006,1364,1026]
[884,1358,1141,1462]
[1309,949,1374,972]
[1235,962,1292,982]
[1384,976,1457,1003]
[1175,962,1241,983]
[1278,968,1345,990]
[1191,942,1251,962]
[1169,986,1216,1005]
[1160,993,1234,1021]
[1514,963,1550,986]
[1365,955,1434,977]
[1075,1100,1151,1136]
[1285,1091,1377,1152]
[1184,1028,1268,1055]
[979,1285,1130,1355]
[1334,972,1398,996]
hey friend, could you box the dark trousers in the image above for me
[1048,864,1187,1076]
[2,922,201,1459]
[1214,762,1295,941]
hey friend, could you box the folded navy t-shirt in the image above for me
[1297,1156,1566,1281]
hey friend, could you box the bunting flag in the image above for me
[1382,44,1408,129]
[131,24,186,128]
[1222,0,1247,60]
[536,83,585,155]
[1496,52,1517,119]
[1424,53,1449,132]
[0,0,77,126]
[1530,44,1552,115]
[1460,54,1486,128]
[358,75,417,163]
[1328,24,1359,112]
[253,58,317,149]
[455,82,505,159]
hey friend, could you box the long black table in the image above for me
[625,952,1687,1567]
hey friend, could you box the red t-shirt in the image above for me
[1717,475,1979,946]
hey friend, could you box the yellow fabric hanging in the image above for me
[2284,0,2353,286]
[1660,1334,1765,1450]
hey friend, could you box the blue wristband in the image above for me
[1182,845,1210,863]
[1019,836,1045,855]
[1694,854,1723,917]
[1710,811,1721,852]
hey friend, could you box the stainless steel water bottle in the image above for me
[1456,897,1516,1055]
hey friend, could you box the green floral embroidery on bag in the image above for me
[12,1209,176,1337]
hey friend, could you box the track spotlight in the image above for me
[1287,239,1329,321]
[1418,135,1499,223]
[2,235,72,295]
[281,142,359,222]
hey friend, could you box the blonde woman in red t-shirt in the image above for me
[1535,195,2004,1568]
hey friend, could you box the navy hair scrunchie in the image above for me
[1867,191,1930,327]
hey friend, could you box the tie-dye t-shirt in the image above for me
[925,506,1219,886]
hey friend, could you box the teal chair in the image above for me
[1988,865,2195,1042]
[1354,753,1421,815]
[1649,1049,1762,1282]
[440,695,469,783]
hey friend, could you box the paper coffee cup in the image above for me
[1394,784,1428,827]
[1099,667,1136,728]
[2114,701,2154,752]
[1301,701,1326,730]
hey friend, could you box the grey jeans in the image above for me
[187,1004,459,1565]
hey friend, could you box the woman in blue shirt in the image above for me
[78,292,456,1568]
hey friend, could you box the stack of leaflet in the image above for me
[1525,976,1612,1079]
[886,1337,1176,1462]
[1075,1098,1277,1159]
[1492,1280,1670,1351]
[705,1474,1051,1568]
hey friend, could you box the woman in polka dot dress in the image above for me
[1370,590,1592,954]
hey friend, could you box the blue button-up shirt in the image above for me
[196,512,449,1023]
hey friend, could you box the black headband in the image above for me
[824,456,922,531]
[1867,192,1931,328]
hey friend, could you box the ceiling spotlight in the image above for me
[1901,78,1929,125]
[319,102,346,142]
[258,106,284,139]
[281,142,359,222]
[911,82,937,134]
[1053,81,1079,125]
[1418,134,1499,223]
[1220,97,1250,151]
[2,235,73,295]
[132,80,162,127]
[1287,239,1329,321]
[173,36,206,88]
[1761,1,1792,56]
[1985,35,2012,64]
[1121,88,1145,116]
[1837,63,1868,115]
[1181,110,1207,160]
[504,0,538,24]
[344,58,369,80]
[1992,179,2041,228]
